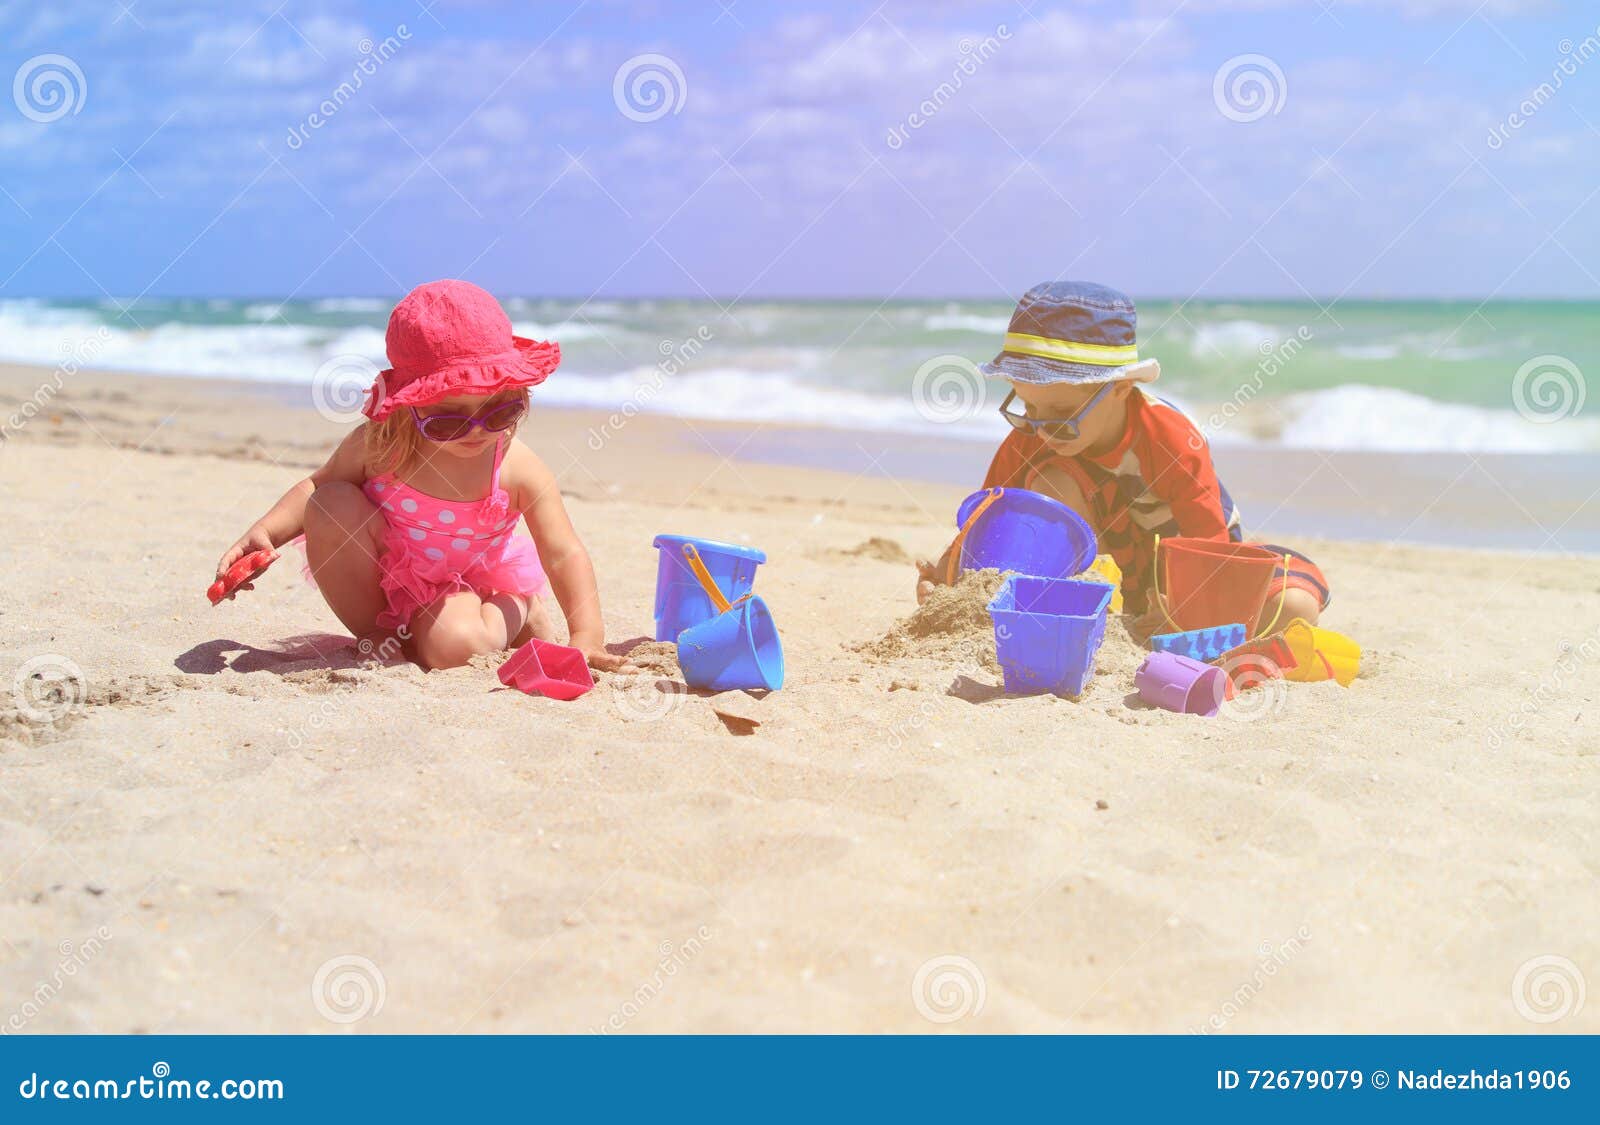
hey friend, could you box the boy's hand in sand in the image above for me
[217,524,276,579]
[916,545,958,604]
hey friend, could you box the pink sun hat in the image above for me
[362,279,561,421]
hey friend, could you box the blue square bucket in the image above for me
[987,575,1114,697]
[651,535,766,643]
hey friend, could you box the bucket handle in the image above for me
[681,543,751,615]
[1254,558,1293,638]
[943,487,1005,586]
[1151,534,1292,637]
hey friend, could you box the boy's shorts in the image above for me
[1255,543,1332,613]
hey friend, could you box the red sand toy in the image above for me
[1212,632,1298,701]
[207,549,278,605]
[497,638,594,701]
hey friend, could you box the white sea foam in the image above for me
[536,364,1009,443]
[0,301,1592,454]
[311,297,388,313]
[510,320,605,342]
[1189,319,1281,357]
[923,312,1011,334]
[1272,385,1600,453]
[1336,344,1401,361]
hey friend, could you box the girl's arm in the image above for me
[215,427,369,578]
[509,445,632,672]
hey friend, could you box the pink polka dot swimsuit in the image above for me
[364,437,547,629]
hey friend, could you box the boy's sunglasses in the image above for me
[998,382,1114,442]
[409,400,526,443]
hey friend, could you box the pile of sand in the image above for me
[853,567,1155,699]
[622,640,683,678]
[853,568,1007,671]
[835,537,911,564]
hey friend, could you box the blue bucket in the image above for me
[987,575,1114,697]
[955,488,1097,580]
[677,596,785,692]
[651,534,766,643]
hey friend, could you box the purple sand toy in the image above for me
[1134,651,1226,717]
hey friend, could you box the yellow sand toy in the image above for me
[1280,618,1361,686]
[1083,554,1124,613]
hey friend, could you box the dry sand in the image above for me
[1,363,1596,1033]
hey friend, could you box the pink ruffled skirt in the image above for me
[369,526,548,630]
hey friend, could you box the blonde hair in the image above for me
[364,387,529,479]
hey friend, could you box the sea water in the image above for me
[2,295,1595,453]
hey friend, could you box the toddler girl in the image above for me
[216,280,628,671]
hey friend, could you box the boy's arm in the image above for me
[915,455,1093,603]
[1144,406,1231,540]
[506,444,634,672]
[916,431,1050,602]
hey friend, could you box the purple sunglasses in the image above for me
[409,399,526,443]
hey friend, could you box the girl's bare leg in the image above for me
[506,596,557,647]
[303,482,389,640]
[410,589,539,669]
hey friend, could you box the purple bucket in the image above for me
[1134,652,1226,717]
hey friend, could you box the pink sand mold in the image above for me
[1134,651,1226,717]
[497,638,594,701]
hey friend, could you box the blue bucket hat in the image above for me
[979,280,1161,386]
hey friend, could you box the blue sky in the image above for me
[1,0,1598,300]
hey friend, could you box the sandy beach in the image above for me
[1,362,1596,1034]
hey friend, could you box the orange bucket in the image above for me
[1153,537,1287,635]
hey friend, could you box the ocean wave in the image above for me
[510,320,606,342]
[1188,319,1283,357]
[311,297,389,313]
[1335,344,1400,361]
[1,300,1591,454]
[538,365,1008,442]
[1212,384,1600,453]
[923,312,1010,335]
